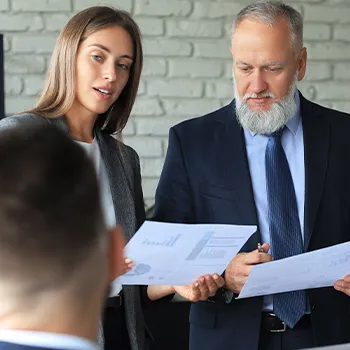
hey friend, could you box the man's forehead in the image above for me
[234,58,288,66]
[231,32,294,64]
[232,17,290,35]
[231,17,291,46]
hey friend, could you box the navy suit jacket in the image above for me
[153,95,350,350]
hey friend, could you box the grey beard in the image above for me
[234,76,298,135]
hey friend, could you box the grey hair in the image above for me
[232,1,303,52]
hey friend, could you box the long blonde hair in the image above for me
[27,6,143,135]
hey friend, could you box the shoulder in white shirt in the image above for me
[0,329,98,350]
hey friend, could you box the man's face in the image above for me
[231,18,306,113]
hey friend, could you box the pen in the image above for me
[257,243,264,253]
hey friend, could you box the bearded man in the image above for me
[153,1,350,350]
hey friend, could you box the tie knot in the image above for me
[266,127,284,139]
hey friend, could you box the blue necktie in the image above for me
[265,128,306,328]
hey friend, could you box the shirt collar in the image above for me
[246,91,301,137]
[0,329,98,350]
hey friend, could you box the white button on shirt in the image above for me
[75,139,122,296]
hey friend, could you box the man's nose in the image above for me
[249,71,268,94]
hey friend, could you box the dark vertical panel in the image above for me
[0,34,4,118]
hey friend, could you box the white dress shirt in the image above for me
[75,139,122,296]
[0,329,98,349]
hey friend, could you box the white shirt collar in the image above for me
[0,329,98,350]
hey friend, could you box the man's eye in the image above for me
[268,67,281,72]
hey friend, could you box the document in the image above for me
[118,221,256,285]
[238,241,350,299]
[305,344,350,350]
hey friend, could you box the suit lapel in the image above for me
[224,96,330,252]
[216,102,261,251]
[47,116,136,241]
[224,95,330,252]
[301,95,330,250]
[95,130,136,242]
[44,117,142,349]
[95,131,143,349]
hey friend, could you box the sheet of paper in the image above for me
[304,344,350,350]
[117,221,256,285]
[238,241,350,299]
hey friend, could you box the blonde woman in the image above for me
[0,6,225,350]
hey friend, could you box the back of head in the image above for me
[0,123,105,306]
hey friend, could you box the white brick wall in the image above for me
[2,0,350,205]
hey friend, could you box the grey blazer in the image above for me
[0,113,148,350]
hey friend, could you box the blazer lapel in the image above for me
[95,130,144,350]
[44,117,142,349]
[95,130,136,242]
[46,117,136,240]
[301,95,330,250]
[216,101,261,251]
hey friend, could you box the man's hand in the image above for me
[224,243,273,294]
[173,274,225,302]
[334,274,350,296]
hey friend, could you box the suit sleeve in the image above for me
[154,127,232,304]
[142,127,197,305]
[153,127,195,223]
[0,115,31,130]
[0,114,46,132]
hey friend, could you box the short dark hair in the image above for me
[0,123,104,290]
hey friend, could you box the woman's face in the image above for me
[73,25,134,119]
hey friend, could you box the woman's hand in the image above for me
[173,274,225,302]
[121,258,134,275]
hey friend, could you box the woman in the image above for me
[0,6,145,349]
[0,6,224,350]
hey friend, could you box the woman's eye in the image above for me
[92,55,102,61]
[117,63,129,70]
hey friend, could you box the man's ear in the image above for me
[297,47,307,81]
[107,225,126,284]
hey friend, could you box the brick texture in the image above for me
[2,0,350,205]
